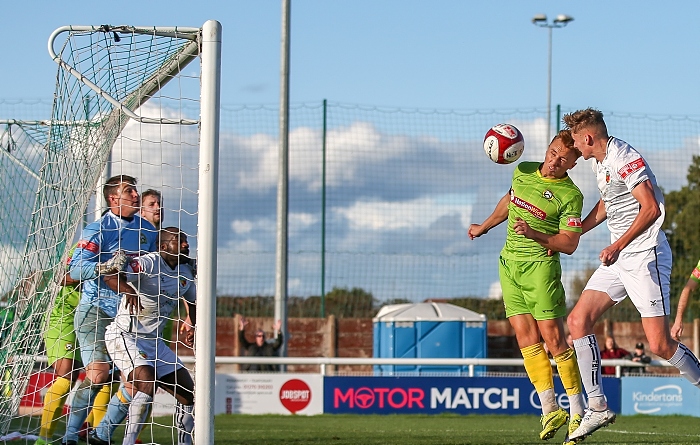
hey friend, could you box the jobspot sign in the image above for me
[324,376,621,415]
[621,376,700,416]
[215,373,323,415]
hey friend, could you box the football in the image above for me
[483,123,525,164]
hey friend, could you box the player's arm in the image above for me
[182,300,196,347]
[672,277,700,341]
[468,191,510,239]
[69,226,102,281]
[600,180,660,266]
[581,198,607,235]
[102,272,141,314]
[512,220,581,255]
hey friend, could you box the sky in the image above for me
[2,2,700,303]
[1,1,700,115]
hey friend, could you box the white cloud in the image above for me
[335,195,472,231]
[231,220,253,234]
[487,282,502,300]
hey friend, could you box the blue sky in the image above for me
[3,2,700,302]
[1,1,700,115]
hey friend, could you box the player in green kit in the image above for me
[469,129,586,445]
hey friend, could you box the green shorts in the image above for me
[499,256,567,320]
[44,307,80,366]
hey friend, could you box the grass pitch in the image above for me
[201,413,699,444]
[19,413,700,444]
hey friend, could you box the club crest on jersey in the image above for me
[180,277,187,287]
[140,233,148,245]
[543,190,553,200]
[692,268,700,280]
[605,170,611,183]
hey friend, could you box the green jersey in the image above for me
[500,162,583,261]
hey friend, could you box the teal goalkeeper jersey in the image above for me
[500,162,583,261]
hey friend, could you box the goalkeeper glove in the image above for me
[95,249,128,275]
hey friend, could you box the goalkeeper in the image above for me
[468,130,586,444]
[88,227,196,445]
[63,175,157,445]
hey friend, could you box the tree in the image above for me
[663,155,700,321]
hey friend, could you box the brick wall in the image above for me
[177,317,697,375]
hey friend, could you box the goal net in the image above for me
[0,22,220,443]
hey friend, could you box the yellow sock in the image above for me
[521,343,554,394]
[39,376,72,439]
[554,348,583,396]
[89,382,118,427]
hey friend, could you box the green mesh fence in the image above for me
[4,101,700,324]
[212,103,700,320]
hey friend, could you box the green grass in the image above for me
[204,414,700,444]
[16,413,700,444]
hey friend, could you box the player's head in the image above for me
[255,329,266,346]
[104,175,139,218]
[140,189,162,229]
[562,108,609,160]
[158,226,190,264]
[541,129,579,179]
[604,336,616,350]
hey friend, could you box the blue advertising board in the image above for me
[324,376,621,415]
[621,376,700,417]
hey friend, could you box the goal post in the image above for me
[0,20,220,443]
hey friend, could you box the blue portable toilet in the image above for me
[373,302,487,375]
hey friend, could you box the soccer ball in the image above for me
[483,123,525,164]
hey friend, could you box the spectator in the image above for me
[627,342,652,375]
[239,318,283,372]
[600,336,630,375]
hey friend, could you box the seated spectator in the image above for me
[627,342,652,375]
[238,317,283,372]
[600,336,630,375]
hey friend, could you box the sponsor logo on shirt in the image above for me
[605,170,611,183]
[567,217,582,227]
[510,194,546,220]
[618,158,645,179]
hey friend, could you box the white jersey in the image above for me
[593,137,666,252]
[113,252,196,338]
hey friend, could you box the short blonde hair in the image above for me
[562,108,607,136]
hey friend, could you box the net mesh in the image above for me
[0,25,203,442]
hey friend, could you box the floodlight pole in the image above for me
[275,0,291,361]
[532,14,573,142]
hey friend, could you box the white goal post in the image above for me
[0,20,220,444]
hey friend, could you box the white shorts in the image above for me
[584,240,671,317]
[105,324,184,379]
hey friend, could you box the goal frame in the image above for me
[45,20,220,444]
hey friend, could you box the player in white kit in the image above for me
[87,227,196,445]
[563,109,700,442]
